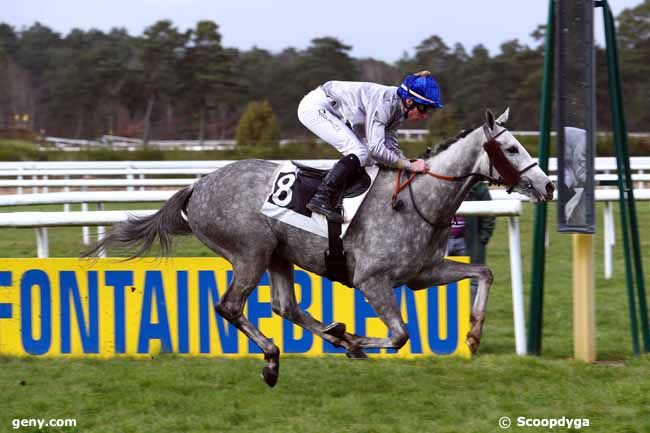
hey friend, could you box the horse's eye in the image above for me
[506,146,519,154]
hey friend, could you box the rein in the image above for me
[390,170,477,208]
[390,170,458,227]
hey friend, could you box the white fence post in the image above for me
[96,202,106,258]
[63,175,70,212]
[639,169,645,189]
[17,167,23,194]
[127,166,134,192]
[507,215,527,356]
[81,186,89,245]
[604,201,615,279]
[35,227,49,258]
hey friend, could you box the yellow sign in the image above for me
[0,258,471,358]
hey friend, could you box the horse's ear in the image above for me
[486,109,495,130]
[496,107,510,124]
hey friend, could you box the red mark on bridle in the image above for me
[483,138,521,186]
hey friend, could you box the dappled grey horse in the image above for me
[86,109,554,386]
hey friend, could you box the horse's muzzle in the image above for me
[545,182,555,200]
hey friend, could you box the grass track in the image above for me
[0,200,648,432]
[1,355,649,432]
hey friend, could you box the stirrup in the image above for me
[306,202,343,223]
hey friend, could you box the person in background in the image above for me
[447,215,466,256]
[447,181,496,305]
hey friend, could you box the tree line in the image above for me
[0,0,648,142]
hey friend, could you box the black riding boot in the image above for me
[307,154,361,223]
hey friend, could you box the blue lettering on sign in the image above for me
[427,283,459,354]
[60,271,99,353]
[20,270,52,355]
[246,273,272,354]
[105,271,132,353]
[0,271,12,319]
[283,270,313,353]
[137,271,172,353]
[198,270,238,353]
[176,271,189,354]
[322,278,345,353]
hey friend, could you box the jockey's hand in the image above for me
[408,159,428,173]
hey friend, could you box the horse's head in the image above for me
[480,108,554,202]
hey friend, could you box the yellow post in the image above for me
[573,233,596,362]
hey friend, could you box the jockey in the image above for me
[298,70,443,223]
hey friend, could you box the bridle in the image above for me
[481,124,538,193]
[391,123,539,227]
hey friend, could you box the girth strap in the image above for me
[324,220,351,286]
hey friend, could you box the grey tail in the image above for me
[82,186,194,259]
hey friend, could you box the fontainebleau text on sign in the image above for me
[0,258,470,358]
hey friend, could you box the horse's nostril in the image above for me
[546,182,555,195]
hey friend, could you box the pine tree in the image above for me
[235,101,281,147]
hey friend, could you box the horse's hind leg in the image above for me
[407,258,493,354]
[216,258,281,387]
[267,254,368,358]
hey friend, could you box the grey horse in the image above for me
[86,109,553,386]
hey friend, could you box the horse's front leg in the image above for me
[344,277,410,351]
[407,259,493,354]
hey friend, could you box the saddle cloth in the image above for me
[260,161,379,238]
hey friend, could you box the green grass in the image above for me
[0,139,44,161]
[0,200,648,432]
[1,355,648,433]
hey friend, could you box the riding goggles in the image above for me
[414,103,433,114]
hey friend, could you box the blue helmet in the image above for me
[397,72,443,108]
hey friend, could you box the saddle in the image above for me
[292,161,371,205]
[293,162,371,286]
[261,161,379,287]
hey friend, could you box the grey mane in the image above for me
[418,128,475,159]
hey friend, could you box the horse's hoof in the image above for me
[465,335,480,355]
[346,347,368,360]
[323,322,346,338]
[261,366,279,387]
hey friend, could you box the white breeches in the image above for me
[297,88,370,165]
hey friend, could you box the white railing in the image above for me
[0,178,195,188]
[2,164,648,197]
[0,191,174,206]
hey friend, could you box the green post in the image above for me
[528,0,555,355]
[601,0,649,354]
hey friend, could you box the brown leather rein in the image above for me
[391,127,538,227]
